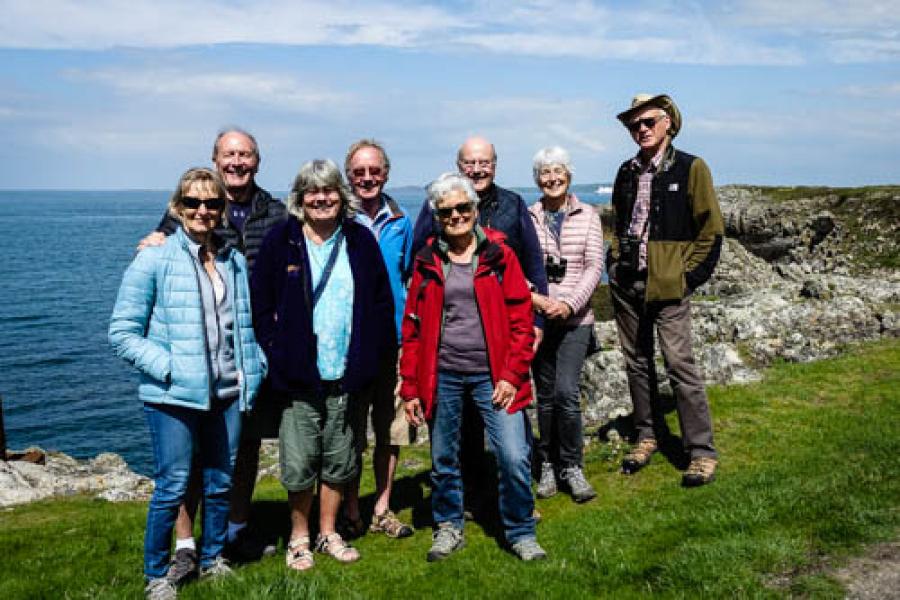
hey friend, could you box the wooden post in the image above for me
[0,395,6,460]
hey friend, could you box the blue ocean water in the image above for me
[0,186,609,475]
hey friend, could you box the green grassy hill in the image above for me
[2,339,898,599]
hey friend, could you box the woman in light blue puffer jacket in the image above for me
[109,167,266,598]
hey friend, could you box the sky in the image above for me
[1,0,898,190]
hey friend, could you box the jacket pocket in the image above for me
[646,241,687,301]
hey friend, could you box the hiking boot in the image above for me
[622,438,658,474]
[225,526,276,562]
[682,457,718,487]
[369,509,414,539]
[145,577,177,600]
[535,462,557,499]
[199,556,233,580]
[165,548,198,586]
[427,522,465,562]
[560,466,597,503]
[510,537,547,561]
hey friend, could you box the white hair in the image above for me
[426,172,479,212]
[532,146,574,185]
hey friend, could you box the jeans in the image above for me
[143,398,242,579]
[429,370,535,544]
[534,324,591,468]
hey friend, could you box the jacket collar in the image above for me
[626,144,676,175]
[174,225,233,259]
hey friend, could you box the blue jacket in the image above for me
[356,194,413,345]
[109,228,267,410]
[251,217,396,394]
[412,183,548,326]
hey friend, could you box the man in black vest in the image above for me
[607,94,723,487]
[139,127,287,580]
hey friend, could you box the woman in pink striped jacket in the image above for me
[528,146,604,504]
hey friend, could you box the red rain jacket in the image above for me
[399,228,535,418]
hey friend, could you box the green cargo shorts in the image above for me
[279,389,358,491]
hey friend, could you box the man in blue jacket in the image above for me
[411,136,548,519]
[340,139,416,539]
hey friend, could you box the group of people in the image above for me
[109,92,725,599]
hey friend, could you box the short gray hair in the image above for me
[427,172,479,212]
[211,126,260,161]
[286,159,357,222]
[532,146,574,185]
[344,138,391,176]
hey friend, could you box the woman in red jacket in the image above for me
[400,172,546,562]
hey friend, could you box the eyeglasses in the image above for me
[350,166,384,178]
[459,159,495,170]
[436,202,474,219]
[182,196,226,210]
[218,150,256,161]
[627,114,667,133]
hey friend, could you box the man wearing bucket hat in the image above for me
[607,93,723,487]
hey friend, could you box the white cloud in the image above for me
[68,67,355,114]
[1,0,887,65]
[838,82,900,98]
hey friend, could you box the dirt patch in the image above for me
[834,541,900,600]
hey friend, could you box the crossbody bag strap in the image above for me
[312,229,344,307]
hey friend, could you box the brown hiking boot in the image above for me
[621,438,658,474]
[682,457,718,487]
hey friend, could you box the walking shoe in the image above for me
[427,522,465,562]
[165,548,198,586]
[145,577,177,600]
[225,526,276,562]
[369,509,414,538]
[622,438,658,474]
[510,537,548,561]
[199,556,233,580]
[535,462,557,499]
[560,466,597,503]
[682,457,718,487]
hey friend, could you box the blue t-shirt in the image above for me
[307,228,353,381]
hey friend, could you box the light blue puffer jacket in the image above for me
[109,227,267,411]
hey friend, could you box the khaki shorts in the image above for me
[279,390,358,491]
[351,358,416,452]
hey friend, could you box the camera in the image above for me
[617,234,642,273]
[545,255,568,284]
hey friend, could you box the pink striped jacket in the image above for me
[528,194,604,327]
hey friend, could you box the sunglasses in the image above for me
[350,166,384,178]
[182,196,226,210]
[436,201,474,219]
[627,114,667,133]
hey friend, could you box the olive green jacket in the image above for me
[608,144,724,302]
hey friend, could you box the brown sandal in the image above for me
[369,509,414,538]
[286,536,315,571]
[315,532,360,563]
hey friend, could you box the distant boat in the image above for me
[595,185,613,194]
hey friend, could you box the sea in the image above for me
[0,184,610,475]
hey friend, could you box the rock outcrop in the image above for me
[583,185,900,431]
[0,448,152,507]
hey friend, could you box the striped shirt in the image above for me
[628,147,666,271]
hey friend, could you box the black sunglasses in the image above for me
[182,196,226,210]
[436,201,474,219]
[627,114,666,133]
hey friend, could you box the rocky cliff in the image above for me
[584,185,900,432]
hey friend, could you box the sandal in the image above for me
[369,509,414,538]
[315,532,360,563]
[286,536,315,571]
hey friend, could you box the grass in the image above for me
[1,339,898,599]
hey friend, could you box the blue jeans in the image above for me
[143,399,242,579]
[429,370,535,544]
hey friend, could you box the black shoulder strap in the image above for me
[312,229,344,306]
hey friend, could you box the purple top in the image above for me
[438,261,489,373]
